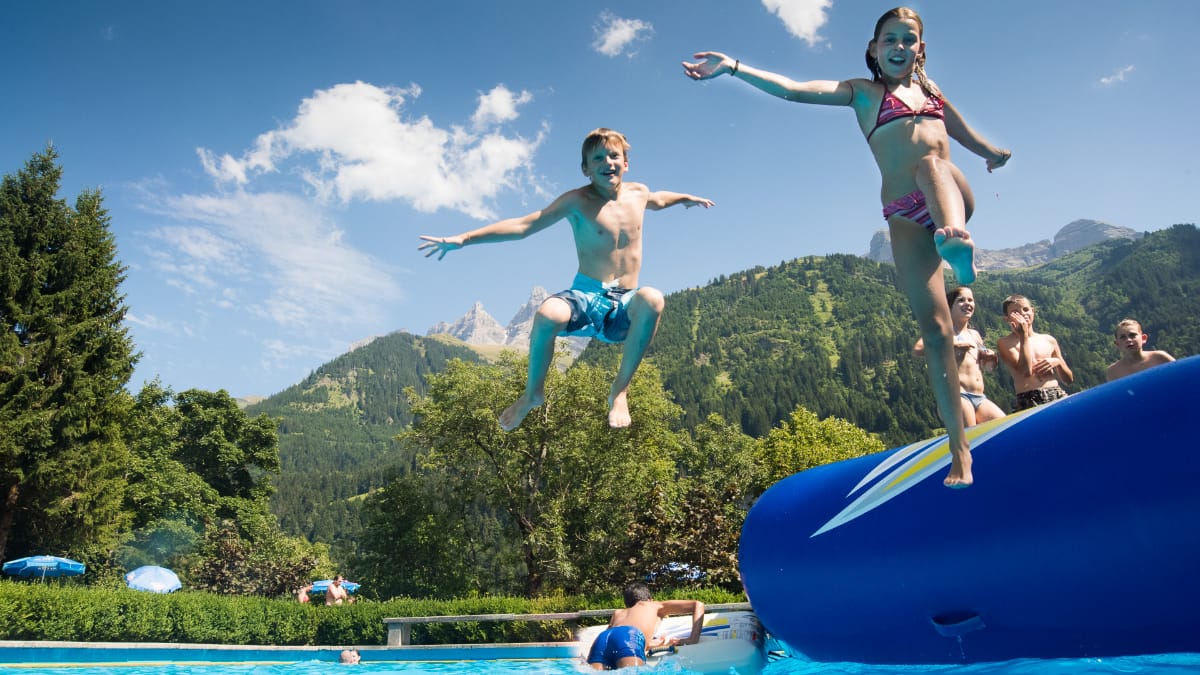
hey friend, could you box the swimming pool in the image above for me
[767,651,1200,674]
[3,643,1198,674]
[0,663,579,674]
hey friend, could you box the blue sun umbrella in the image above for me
[125,565,182,593]
[2,555,86,579]
[310,579,360,594]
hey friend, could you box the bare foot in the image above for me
[499,393,543,431]
[934,229,978,285]
[943,450,974,489]
[608,392,632,428]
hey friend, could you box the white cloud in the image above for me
[139,79,549,388]
[592,11,653,57]
[473,85,534,128]
[1099,65,1135,87]
[155,190,402,332]
[762,0,831,47]
[261,336,347,368]
[197,81,543,220]
[125,312,174,332]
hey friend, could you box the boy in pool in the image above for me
[1106,319,1175,382]
[419,128,713,430]
[586,582,705,670]
[997,295,1074,410]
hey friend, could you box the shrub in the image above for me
[0,580,745,645]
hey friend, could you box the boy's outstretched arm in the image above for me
[659,600,706,645]
[682,52,851,106]
[646,191,714,211]
[418,193,574,260]
[942,100,1011,172]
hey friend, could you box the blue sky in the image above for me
[3,1,1196,399]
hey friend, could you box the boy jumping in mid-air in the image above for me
[418,128,713,430]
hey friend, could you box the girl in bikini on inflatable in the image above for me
[914,286,1005,428]
[683,7,1010,487]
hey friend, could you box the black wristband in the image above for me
[731,59,740,76]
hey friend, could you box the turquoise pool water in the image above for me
[3,660,594,674]
[766,652,1200,674]
[2,648,1198,674]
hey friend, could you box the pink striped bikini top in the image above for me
[867,86,944,141]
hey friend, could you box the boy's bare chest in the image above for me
[573,205,643,248]
[1027,334,1056,357]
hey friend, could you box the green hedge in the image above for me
[0,581,743,646]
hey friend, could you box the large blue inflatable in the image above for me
[740,356,1200,664]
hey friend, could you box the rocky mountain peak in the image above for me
[505,287,549,346]
[866,219,1141,270]
[426,287,590,357]
[426,301,507,345]
[1051,219,1140,256]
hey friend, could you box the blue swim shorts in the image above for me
[551,273,636,344]
[586,625,647,669]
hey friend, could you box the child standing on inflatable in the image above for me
[997,294,1074,410]
[1106,318,1175,382]
[682,7,1010,487]
[419,128,713,430]
[914,286,1005,427]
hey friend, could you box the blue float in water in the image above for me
[740,356,1200,664]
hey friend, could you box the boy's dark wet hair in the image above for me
[622,581,653,607]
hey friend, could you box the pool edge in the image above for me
[0,640,581,664]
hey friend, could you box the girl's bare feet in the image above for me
[934,229,977,285]
[943,449,974,488]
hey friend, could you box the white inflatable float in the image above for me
[576,610,764,673]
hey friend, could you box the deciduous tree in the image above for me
[754,405,885,495]
[390,354,688,597]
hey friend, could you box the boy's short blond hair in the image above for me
[1115,319,1143,338]
[581,128,631,169]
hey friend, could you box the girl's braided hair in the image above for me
[865,7,942,98]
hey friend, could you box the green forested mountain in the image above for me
[265,224,1199,564]
[248,332,483,562]
[581,223,1199,444]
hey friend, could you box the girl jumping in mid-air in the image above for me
[683,6,1010,487]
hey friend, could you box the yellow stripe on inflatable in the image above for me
[813,403,1055,537]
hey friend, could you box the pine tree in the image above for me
[0,148,136,563]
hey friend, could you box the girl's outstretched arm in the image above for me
[942,99,1011,172]
[683,51,852,106]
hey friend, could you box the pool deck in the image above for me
[0,640,580,665]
